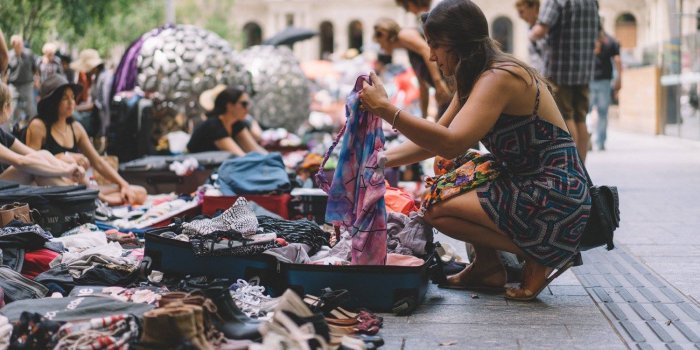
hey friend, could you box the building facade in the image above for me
[231,0,700,139]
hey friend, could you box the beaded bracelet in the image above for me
[391,108,402,131]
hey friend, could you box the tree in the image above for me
[0,0,142,51]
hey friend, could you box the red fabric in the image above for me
[21,249,60,279]
[385,185,418,215]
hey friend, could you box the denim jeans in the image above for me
[589,80,612,149]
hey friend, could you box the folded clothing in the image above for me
[0,295,154,322]
[182,197,258,236]
[21,249,60,279]
[0,266,48,303]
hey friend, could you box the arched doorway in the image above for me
[492,16,513,53]
[348,20,363,53]
[319,21,334,59]
[614,13,637,49]
[243,22,263,48]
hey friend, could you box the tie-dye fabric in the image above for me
[316,75,387,265]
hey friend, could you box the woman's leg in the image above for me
[1,152,75,186]
[425,190,557,296]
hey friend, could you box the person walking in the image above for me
[36,42,64,85]
[590,30,622,151]
[7,35,37,128]
[373,17,452,119]
[515,0,547,74]
[529,0,599,162]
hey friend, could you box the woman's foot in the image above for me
[440,260,507,291]
[505,257,575,301]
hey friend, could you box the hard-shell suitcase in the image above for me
[0,185,98,236]
[279,259,430,314]
[120,151,233,194]
[144,227,283,293]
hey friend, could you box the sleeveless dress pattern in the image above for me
[426,82,591,268]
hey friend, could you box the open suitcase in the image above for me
[0,185,99,236]
[144,225,430,314]
[144,227,284,294]
[120,151,233,194]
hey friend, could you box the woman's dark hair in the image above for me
[207,86,246,118]
[37,86,74,126]
[395,0,432,9]
[421,0,548,105]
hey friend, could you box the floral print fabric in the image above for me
[423,150,501,209]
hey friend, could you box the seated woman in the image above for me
[373,17,452,120]
[187,85,266,156]
[360,0,591,300]
[0,81,84,186]
[25,75,146,206]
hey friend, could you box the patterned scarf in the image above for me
[316,75,387,265]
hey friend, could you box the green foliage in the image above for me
[0,0,240,59]
[175,0,241,45]
[0,0,145,52]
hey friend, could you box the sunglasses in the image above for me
[238,100,249,108]
[374,31,384,39]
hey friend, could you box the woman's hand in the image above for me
[360,71,393,118]
[65,163,85,183]
[60,152,90,170]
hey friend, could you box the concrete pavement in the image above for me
[381,129,700,349]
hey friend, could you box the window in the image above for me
[243,22,263,48]
[492,16,513,53]
[348,20,363,53]
[319,21,334,59]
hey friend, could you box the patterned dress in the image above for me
[425,82,591,268]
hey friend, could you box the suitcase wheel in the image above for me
[391,296,417,316]
[139,256,153,278]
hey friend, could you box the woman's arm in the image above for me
[214,137,246,156]
[362,71,511,159]
[25,118,47,150]
[385,93,460,168]
[234,128,267,154]
[73,122,127,188]
[0,141,78,178]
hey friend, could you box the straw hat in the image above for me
[70,49,104,73]
[198,84,227,112]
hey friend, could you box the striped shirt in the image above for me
[538,0,599,85]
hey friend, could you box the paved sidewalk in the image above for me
[381,130,700,349]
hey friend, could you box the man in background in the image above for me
[529,0,599,162]
[515,0,546,73]
[7,35,37,129]
[590,29,622,151]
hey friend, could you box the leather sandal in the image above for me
[437,264,506,293]
[504,253,579,301]
[304,289,360,326]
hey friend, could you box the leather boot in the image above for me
[204,287,261,340]
[170,305,212,350]
[139,308,179,348]
[160,292,225,346]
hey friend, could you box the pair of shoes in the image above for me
[158,291,226,346]
[230,279,278,319]
[304,288,358,326]
[504,253,580,301]
[437,264,506,293]
[204,286,262,340]
[252,289,332,350]
[139,303,212,350]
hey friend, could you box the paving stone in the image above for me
[548,285,588,296]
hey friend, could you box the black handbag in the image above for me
[579,167,621,251]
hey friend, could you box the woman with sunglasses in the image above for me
[187,86,266,156]
[25,75,146,206]
[373,17,452,120]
